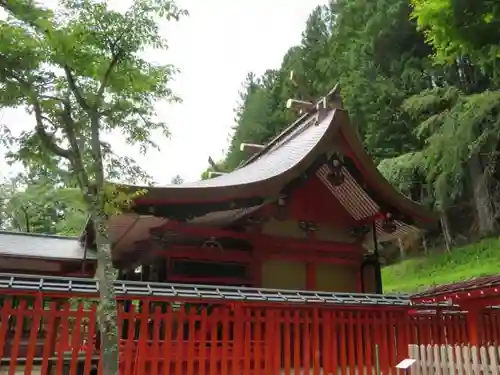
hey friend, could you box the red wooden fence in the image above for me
[1,294,500,375]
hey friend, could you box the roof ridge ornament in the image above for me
[286,98,315,114]
[239,143,265,154]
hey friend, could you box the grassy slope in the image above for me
[382,237,500,293]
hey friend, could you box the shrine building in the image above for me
[73,87,436,294]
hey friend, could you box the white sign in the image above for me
[396,358,416,369]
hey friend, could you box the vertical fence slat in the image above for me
[355,311,364,375]
[122,303,136,375]
[263,308,273,375]
[24,296,42,375]
[347,311,356,375]
[9,299,27,375]
[56,302,71,375]
[293,309,301,375]
[40,301,57,375]
[339,311,347,375]
[272,309,282,375]
[208,306,218,375]
[321,310,332,375]
[163,304,173,375]
[199,306,208,375]
[82,304,97,375]
[222,307,230,375]
[283,309,292,375]
[446,344,455,375]
[489,345,499,375]
[420,345,428,375]
[243,308,251,375]
[69,302,85,375]
[454,345,463,375]
[365,312,373,375]
[302,310,311,375]
[151,306,162,375]
[312,308,320,375]
[256,308,263,374]
[187,307,197,375]
[0,298,11,361]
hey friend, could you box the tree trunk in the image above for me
[421,234,428,255]
[397,238,406,259]
[91,208,119,375]
[468,154,495,236]
[439,210,452,253]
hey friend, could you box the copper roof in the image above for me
[411,275,500,304]
[122,107,434,224]
[0,230,96,261]
[124,111,434,224]
[127,110,340,202]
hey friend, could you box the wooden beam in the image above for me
[239,143,265,154]
[286,98,315,112]
[154,220,362,255]
[154,245,252,263]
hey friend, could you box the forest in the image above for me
[202,0,500,255]
[1,0,500,252]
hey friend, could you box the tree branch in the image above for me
[31,97,73,159]
[64,66,92,111]
[96,51,122,98]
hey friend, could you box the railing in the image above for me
[409,344,500,374]
[1,298,418,375]
[1,276,500,375]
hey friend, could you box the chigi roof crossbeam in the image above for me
[0,273,412,306]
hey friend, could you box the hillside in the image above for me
[382,237,500,293]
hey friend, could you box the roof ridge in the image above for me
[240,84,340,168]
[0,230,79,241]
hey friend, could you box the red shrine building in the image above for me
[0,88,435,292]
[74,88,436,294]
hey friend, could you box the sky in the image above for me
[0,0,328,184]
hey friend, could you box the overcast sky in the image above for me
[0,0,328,184]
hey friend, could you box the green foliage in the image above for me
[383,236,500,292]
[0,1,186,369]
[0,174,87,235]
[210,0,500,243]
[0,0,186,198]
[212,0,436,177]
[411,0,500,67]
[378,152,424,196]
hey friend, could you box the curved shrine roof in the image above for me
[128,109,338,202]
[125,104,434,224]
[97,87,436,253]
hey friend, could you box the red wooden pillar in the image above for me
[465,306,482,346]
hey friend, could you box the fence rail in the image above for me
[409,344,500,375]
[1,287,500,375]
[0,272,412,305]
